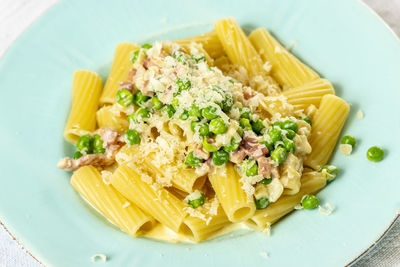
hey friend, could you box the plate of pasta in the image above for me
[0,0,399,266]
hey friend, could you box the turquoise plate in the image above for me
[0,0,399,266]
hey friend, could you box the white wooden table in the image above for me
[0,0,399,266]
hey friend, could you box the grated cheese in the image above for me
[100,170,113,185]
[318,203,335,216]
[357,109,364,119]
[91,254,107,262]
[340,144,353,156]
[259,251,269,259]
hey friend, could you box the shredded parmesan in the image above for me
[357,109,364,119]
[259,251,269,259]
[340,144,353,155]
[318,203,335,216]
[91,254,107,262]
[100,170,112,185]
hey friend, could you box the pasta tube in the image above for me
[305,95,350,170]
[249,28,319,88]
[248,171,326,230]
[209,163,256,222]
[100,43,139,105]
[71,166,155,236]
[111,162,187,232]
[63,70,102,144]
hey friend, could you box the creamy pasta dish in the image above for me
[58,18,350,242]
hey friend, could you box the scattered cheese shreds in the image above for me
[340,144,353,156]
[318,203,335,216]
[101,170,113,185]
[357,109,364,119]
[262,222,272,237]
[294,204,303,210]
[91,254,107,262]
[122,202,130,208]
[259,251,269,259]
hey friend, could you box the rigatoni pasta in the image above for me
[100,43,140,105]
[71,166,155,236]
[58,17,349,243]
[63,70,102,144]
[249,27,320,88]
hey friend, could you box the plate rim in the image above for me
[0,0,399,266]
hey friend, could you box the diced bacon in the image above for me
[143,58,160,70]
[242,136,258,150]
[247,144,268,159]
[257,157,272,178]
[230,147,247,164]
[57,128,125,171]
[118,81,133,91]
[127,69,137,82]
[57,154,114,171]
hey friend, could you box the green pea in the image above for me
[260,178,272,185]
[240,107,251,119]
[237,127,244,137]
[320,165,338,181]
[185,151,203,167]
[93,134,105,154]
[254,196,270,210]
[133,91,150,107]
[282,120,298,133]
[152,96,163,110]
[202,106,219,120]
[191,54,205,63]
[73,151,83,159]
[212,150,229,166]
[131,50,140,63]
[76,135,93,153]
[176,78,191,92]
[188,193,206,209]
[116,89,133,107]
[273,121,284,128]
[283,138,296,153]
[268,127,282,143]
[202,138,218,152]
[301,195,319,210]
[260,140,274,153]
[191,121,209,135]
[242,158,258,176]
[341,135,356,147]
[198,123,210,137]
[189,105,202,118]
[221,95,233,112]
[285,129,296,140]
[171,98,179,110]
[141,43,152,49]
[251,119,265,135]
[223,138,241,152]
[239,118,252,130]
[179,110,189,120]
[162,105,175,118]
[190,121,198,132]
[299,116,312,125]
[270,146,288,164]
[134,107,150,121]
[367,146,384,162]
[209,118,227,134]
[125,129,140,145]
